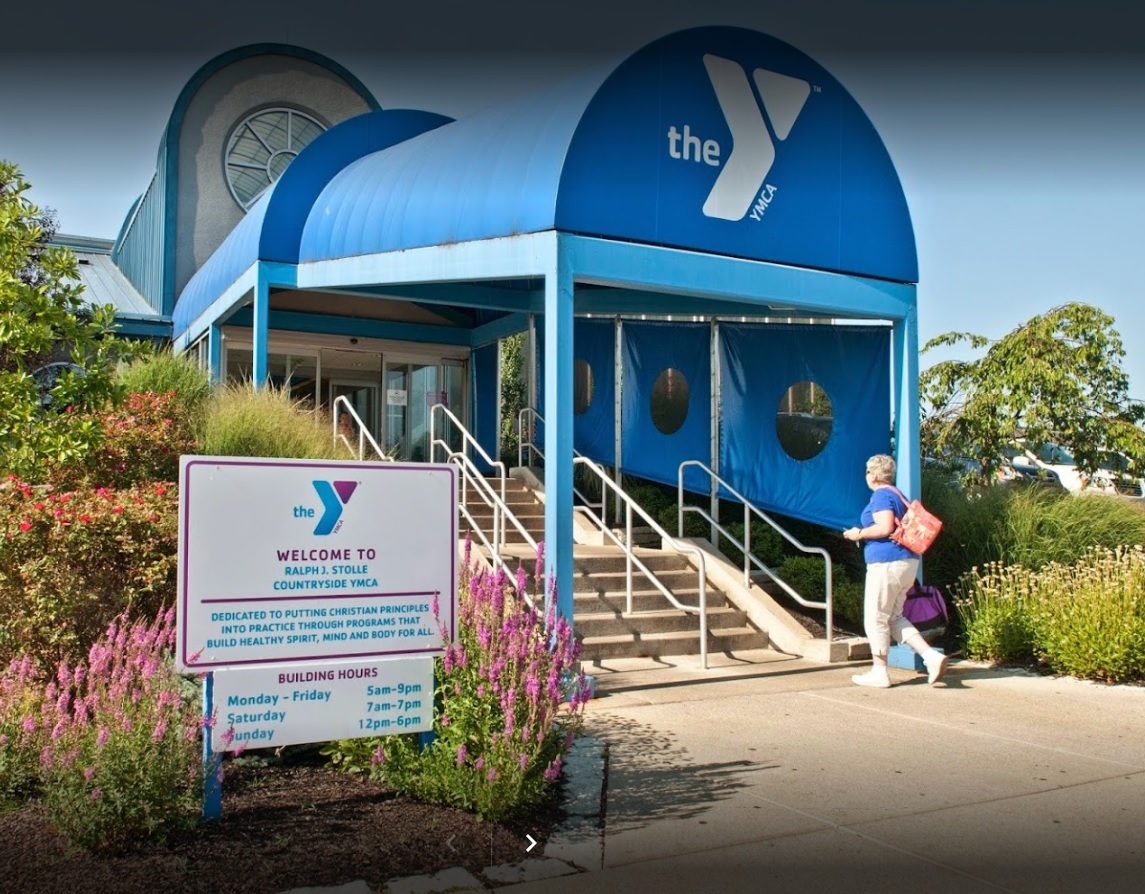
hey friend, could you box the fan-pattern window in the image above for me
[225,109,326,210]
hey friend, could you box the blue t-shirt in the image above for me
[861,486,917,563]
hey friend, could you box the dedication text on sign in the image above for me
[177,457,458,671]
[210,656,434,751]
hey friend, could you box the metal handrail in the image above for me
[331,395,391,461]
[443,449,539,608]
[517,407,608,523]
[573,455,710,668]
[678,460,834,644]
[518,408,711,666]
[429,403,508,548]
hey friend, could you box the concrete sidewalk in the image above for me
[499,649,1145,894]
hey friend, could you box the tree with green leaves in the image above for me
[920,303,1145,486]
[0,160,136,480]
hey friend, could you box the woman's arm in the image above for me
[844,509,896,542]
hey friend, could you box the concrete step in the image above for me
[579,625,770,661]
[562,568,709,594]
[573,588,729,613]
[574,606,751,638]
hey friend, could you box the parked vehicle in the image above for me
[1008,441,1144,497]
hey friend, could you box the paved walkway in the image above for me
[499,649,1145,893]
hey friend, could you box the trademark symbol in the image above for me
[813,85,822,93]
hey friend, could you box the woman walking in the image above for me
[843,454,948,688]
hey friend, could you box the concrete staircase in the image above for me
[459,474,768,661]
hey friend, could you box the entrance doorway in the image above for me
[384,359,466,461]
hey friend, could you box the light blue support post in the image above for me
[892,301,921,504]
[201,673,222,820]
[208,323,223,385]
[543,248,575,624]
[252,269,269,389]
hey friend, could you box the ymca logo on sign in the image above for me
[305,480,358,535]
[665,54,811,222]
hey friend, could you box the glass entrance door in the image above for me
[384,360,467,462]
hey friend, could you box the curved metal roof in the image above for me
[299,65,614,261]
[299,27,916,283]
[173,109,452,336]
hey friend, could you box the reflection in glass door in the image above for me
[383,360,466,462]
[330,381,378,446]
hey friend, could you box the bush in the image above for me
[775,555,865,628]
[957,547,1145,682]
[920,471,1145,593]
[45,392,196,490]
[117,350,212,427]
[955,561,1038,664]
[0,477,177,667]
[27,608,202,851]
[197,384,350,460]
[325,548,589,820]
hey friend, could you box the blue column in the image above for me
[543,249,574,624]
[208,323,223,385]
[892,302,921,502]
[252,269,269,389]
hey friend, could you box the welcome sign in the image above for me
[176,457,457,671]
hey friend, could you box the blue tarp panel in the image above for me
[719,323,890,530]
[472,341,500,472]
[573,318,616,465]
[621,321,711,493]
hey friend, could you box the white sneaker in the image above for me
[924,652,949,686]
[851,669,891,689]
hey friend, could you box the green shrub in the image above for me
[117,350,211,425]
[955,561,1038,664]
[198,384,350,460]
[45,391,196,490]
[775,555,864,627]
[920,471,1145,593]
[957,547,1145,681]
[325,555,589,820]
[0,478,177,667]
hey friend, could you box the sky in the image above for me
[2,0,1143,397]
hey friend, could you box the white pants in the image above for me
[864,559,921,657]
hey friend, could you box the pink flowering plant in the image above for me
[0,476,177,667]
[46,391,196,491]
[0,654,45,807]
[327,542,590,820]
[0,607,203,850]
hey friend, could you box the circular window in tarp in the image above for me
[776,381,833,460]
[651,368,690,435]
[574,359,594,415]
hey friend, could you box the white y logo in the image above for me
[702,55,810,222]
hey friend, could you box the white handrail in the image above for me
[573,456,710,668]
[516,407,710,667]
[444,449,539,608]
[678,460,834,644]
[331,395,391,461]
[429,402,508,545]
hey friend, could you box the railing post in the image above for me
[625,502,633,614]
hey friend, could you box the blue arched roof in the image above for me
[300,26,917,283]
[173,109,453,337]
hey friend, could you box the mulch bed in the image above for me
[0,749,562,894]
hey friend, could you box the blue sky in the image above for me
[2,0,1143,397]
